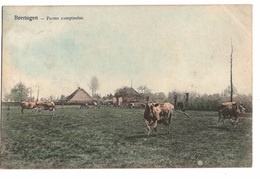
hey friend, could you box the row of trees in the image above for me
[111,85,252,112]
[2,81,252,112]
[3,75,100,102]
[168,91,252,112]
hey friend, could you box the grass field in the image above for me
[0,106,252,168]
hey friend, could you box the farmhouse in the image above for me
[113,86,141,106]
[65,87,93,105]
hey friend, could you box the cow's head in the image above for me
[238,103,246,114]
[144,102,160,122]
[232,102,246,115]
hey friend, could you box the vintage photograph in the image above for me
[1,5,252,169]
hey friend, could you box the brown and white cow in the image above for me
[144,102,174,136]
[20,101,37,114]
[218,101,245,126]
[35,101,56,115]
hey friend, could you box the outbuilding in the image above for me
[65,87,93,105]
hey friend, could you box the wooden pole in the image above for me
[37,84,39,101]
[185,93,189,107]
[173,95,177,107]
[230,40,233,102]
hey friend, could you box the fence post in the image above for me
[185,93,189,109]
[174,95,178,108]
[146,96,149,103]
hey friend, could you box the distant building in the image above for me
[113,86,141,106]
[66,87,93,105]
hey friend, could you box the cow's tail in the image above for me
[174,110,190,118]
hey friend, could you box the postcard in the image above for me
[1,5,252,169]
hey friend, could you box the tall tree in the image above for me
[137,85,151,100]
[89,76,100,97]
[115,86,132,96]
[10,82,29,102]
[59,95,66,102]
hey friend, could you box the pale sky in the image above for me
[2,5,252,99]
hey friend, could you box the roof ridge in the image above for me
[66,87,92,101]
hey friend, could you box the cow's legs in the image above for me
[52,110,55,115]
[168,115,172,134]
[218,110,222,123]
[147,130,151,137]
[36,108,42,115]
[145,120,157,137]
[218,110,226,126]
[230,117,240,128]
[145,120,151,137]
[162,115,171,134]
[222,119,226,126]
[165,120,171,134]
[146,125,152,137]
[33,108,38,114]
[51,108,55,116]
[219,118,225,126]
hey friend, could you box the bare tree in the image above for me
[137,85,151,95]
[3,92,11,102]
[89,76,100,97]
[222,85,238,99]
[150,92,166,103]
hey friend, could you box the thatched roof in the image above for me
[66,87,93,104]
[114,87,140,97]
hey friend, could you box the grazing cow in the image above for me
[80,101,100,109]
[128,103,135,109]
[176,102,185,112]
[20,101,37,114]
[80,103,90,109]
[93,101,100,108]
[218,102,245,126]
[144,102,174,136]
[35,101,56,115]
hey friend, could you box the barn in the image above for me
[65,87,93,105]
[113,87,141,106]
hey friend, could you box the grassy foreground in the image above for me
[0,106,252,168]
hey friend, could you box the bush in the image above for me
[176,92,252,112]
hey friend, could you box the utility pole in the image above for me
[230,40,233,102]
[37,84,39,101]
[29,88,32,101]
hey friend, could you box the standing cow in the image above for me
[128,103,135,109]
[80,103,90,109]
[144,102,174,136]
[218,101,245,126]
[20,101,37,114]
[35,101,56,115]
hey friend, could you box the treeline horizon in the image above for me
[2,82,252,112]
[2,92,252,113]
[166,91,252,112]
